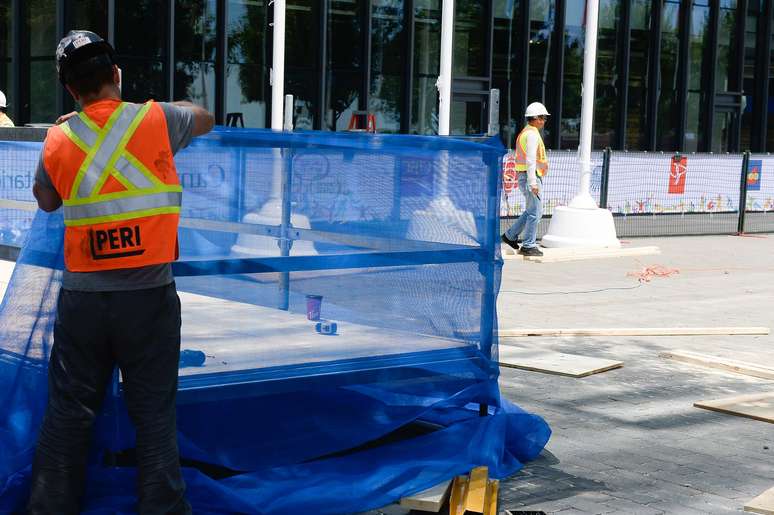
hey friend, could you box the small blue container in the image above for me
[315,320,338,335]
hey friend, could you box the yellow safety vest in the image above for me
[514,125,548,177]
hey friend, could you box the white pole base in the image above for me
[541,205,620,249]
[230,198,318,256]
[406,196,478,246]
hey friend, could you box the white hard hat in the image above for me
[0,90,6,108]
[525,102,549,118]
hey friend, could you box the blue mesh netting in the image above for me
[0,128,550,513]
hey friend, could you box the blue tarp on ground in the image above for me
[0,128,550,513]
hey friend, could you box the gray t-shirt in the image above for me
[34,102,194,291]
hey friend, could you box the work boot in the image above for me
[501,233,519,251]
[519,246,543,257]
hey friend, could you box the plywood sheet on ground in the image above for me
[745,486,774,515]
[661,350,774,380]
[498,346,622,378]
[694,392,774,424]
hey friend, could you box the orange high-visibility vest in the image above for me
[42,99,182,272]
[513,125,548,177]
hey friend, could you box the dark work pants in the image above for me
[28,283,191,515]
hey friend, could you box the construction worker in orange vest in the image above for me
[29,30,214,514]
[501,102,550,257]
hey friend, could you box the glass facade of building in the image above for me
[0,0,770,152]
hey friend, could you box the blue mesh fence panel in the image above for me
[605,151,742,237]
[0,128,550,513]
[743,155,774,233]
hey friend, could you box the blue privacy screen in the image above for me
[0,128,550,513]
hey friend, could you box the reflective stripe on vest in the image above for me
[514,125,548,176]
[59,102,182,227]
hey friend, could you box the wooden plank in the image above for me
[464,466,488,513]
[694,392,774,424]
[483,480,499,515]
[502,245,660,263]
[499,327,770,337]
[498,347,622,378]
[448,475,468,515]
[399,480,451,512]
[746,486,774,515]
[661,350,774,381]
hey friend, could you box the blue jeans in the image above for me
[505,174,542,248]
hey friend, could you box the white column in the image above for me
[271,0,286,130]
[569,0,599,209]
[437,0,454,136]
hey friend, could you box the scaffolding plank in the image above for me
[500,327,769,337]
[695,392,774,424]
[661,350,774,380]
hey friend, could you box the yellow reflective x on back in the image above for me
[59,101,182,227]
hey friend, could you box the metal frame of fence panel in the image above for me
[606,151,743,237]
[742,154,774,234]
[499,149,604,237]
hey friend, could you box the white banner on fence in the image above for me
[746,155,774,212]
[606,153,743,214]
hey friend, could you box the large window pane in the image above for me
[115,0,168,103]
[453,0,486,77]
[227,0,268,128]
[69,1,109,35]
[327,0,363,131]
[286,0,320,129]
[740,1,761,150]
[593,0,620,149]
[30,60,56,123]
[175,0,217,112]
[370,0,405,133]
[528,0,556,145]
[412,0,440,134]
[716,1,737,93]
[657,0,680,150]
[560,0,584,150]
[626,0,651,150]
[767,5,774,151]
[27,0,56,123]
[684,1,709,152]
[0,2,12,121]
[491,0,522,147]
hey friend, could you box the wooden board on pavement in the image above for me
[498,347,622,378]
[694,392,774,424]
[399,480,452,512]
[501,327,770,337]
[661,350,774,381]
[745,486,774,515]
[501,245,660,263]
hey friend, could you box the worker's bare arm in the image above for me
[33,182,62,212]
[172,101,215,137]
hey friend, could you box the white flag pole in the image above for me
[270,0,286,130]
[437,0,454,137]
[570,0,599,209]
